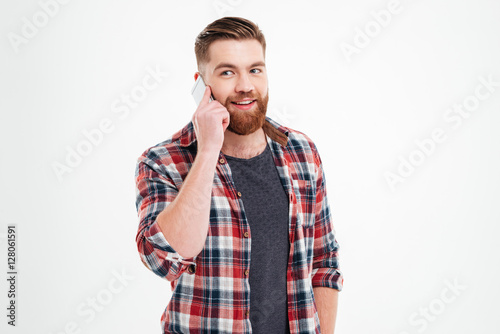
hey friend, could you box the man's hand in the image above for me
[192,85,230,155]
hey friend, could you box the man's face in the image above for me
[200,39,268,136]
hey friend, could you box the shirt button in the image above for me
[243,231,249,238]
[245,310,250,316]
[244,269,249,276]
[237,191,242,197]
[219,158,225,164]
[187,265,195,273]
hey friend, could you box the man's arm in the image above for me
[313,287,339,334]
[157,85,229,258]
[307,139,344,332]
[309,141,343,290]
[136,151,221,279]
[155,150,219,258]
[135,86,230,280]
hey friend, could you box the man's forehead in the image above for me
[207,39,265,68]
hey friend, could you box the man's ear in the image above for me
[194,72,200,81]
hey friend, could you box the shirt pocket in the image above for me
[291,179,316,228]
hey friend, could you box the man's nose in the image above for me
[235,74,254,93]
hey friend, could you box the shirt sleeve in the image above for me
[310,144,344,291]
[134,155,197,282]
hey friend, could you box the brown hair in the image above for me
[194,17,266,71]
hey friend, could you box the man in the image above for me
[135,17,343,334]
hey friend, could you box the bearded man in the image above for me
[135,16,343,334]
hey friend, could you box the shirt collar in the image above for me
[179,116,289,148]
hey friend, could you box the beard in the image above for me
[222,90,269,136]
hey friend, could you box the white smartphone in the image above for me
[191,75,214,105]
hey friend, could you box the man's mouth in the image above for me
[231,99,257,110]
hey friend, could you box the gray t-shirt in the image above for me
[225,143,290,334]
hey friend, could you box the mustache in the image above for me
[227,93,259,101]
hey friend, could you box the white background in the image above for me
[1,0,499,333]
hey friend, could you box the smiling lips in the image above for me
[231,99,257,110]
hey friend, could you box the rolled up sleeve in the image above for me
[135,155,197,282]
[310,145,344,291]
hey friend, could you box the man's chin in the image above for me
[226,114,266,135]
[226,122,262,136]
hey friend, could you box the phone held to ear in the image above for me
[191,75,214,106]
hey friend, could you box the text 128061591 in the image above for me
[6,225,17,326]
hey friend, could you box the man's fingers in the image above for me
[201,85,212,105]
[222,111,230,132]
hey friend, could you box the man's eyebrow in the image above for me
[214,63,237,71]
[213,61,266,72]
[250,61,266,68]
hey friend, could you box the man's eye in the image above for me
[250,68,261,74]
[221,70,233,76]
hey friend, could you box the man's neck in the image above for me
[221,128,267,159]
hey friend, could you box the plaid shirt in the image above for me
[135,116,343,334]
